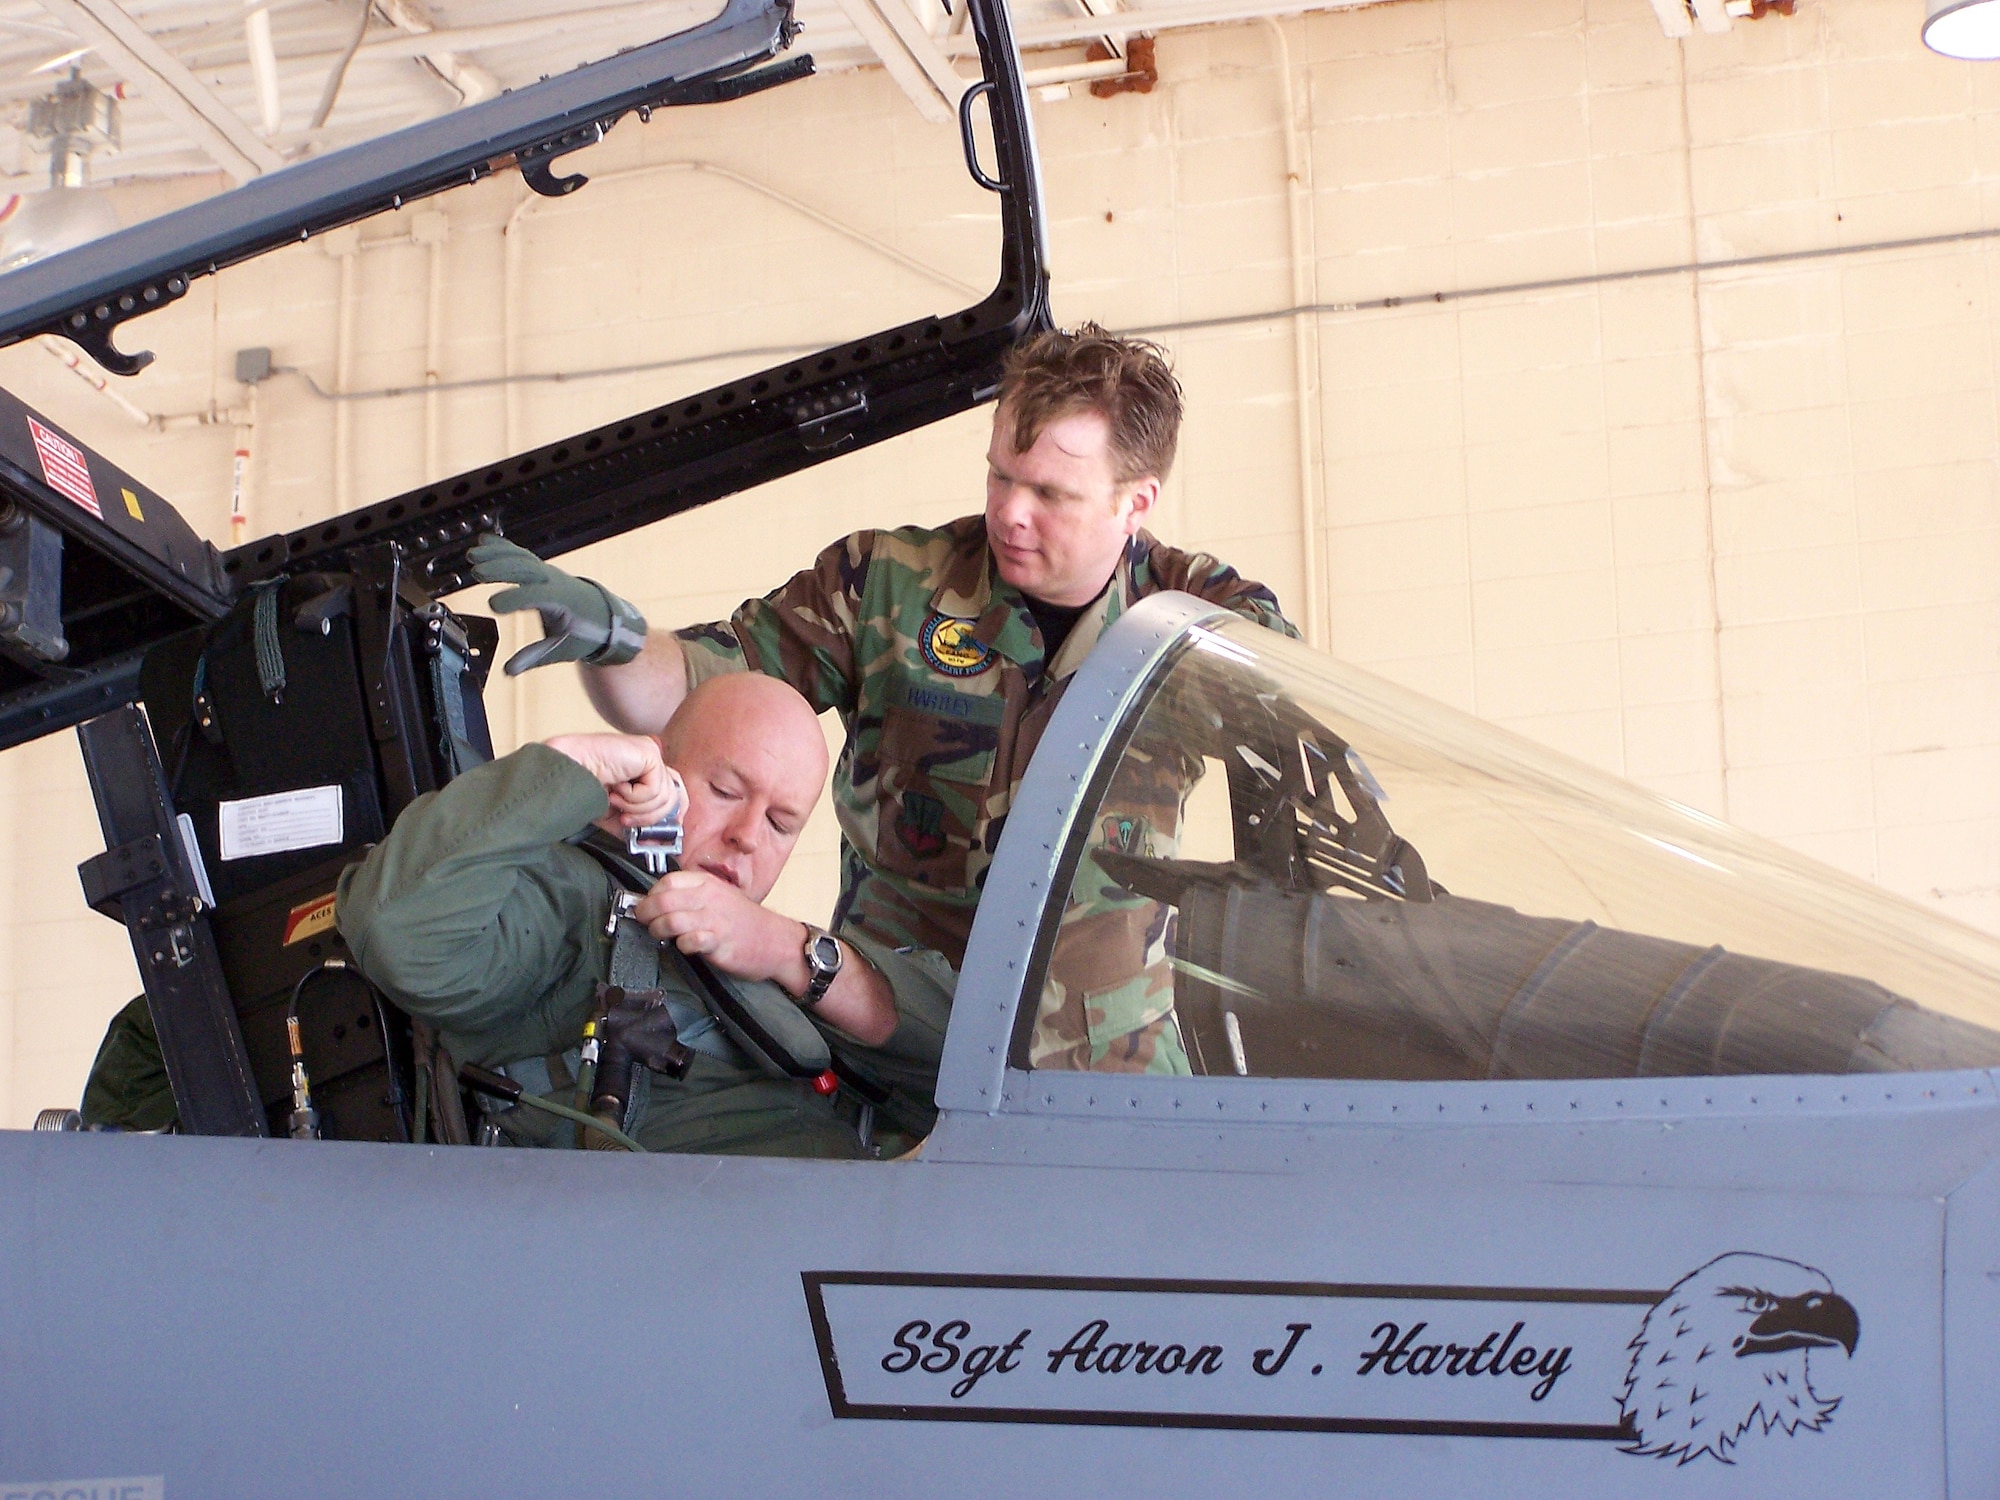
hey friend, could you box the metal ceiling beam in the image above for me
[830,0,958,122]
[862,0,967,104]
[157,0,717,73]
[33,0,285,181]
[355,2,712,60]
[244,0,282,134]
[1646,0,1694,35]
[938,0,1391,55]
[1688,0,1732,33]
[370,0,503,105]
[1071,0,1125,63]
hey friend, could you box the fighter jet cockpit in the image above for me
[1012,599,2000,1087]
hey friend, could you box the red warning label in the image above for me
[27,415,101,518]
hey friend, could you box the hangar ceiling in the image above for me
[0,0,1754,191]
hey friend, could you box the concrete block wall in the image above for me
[3,0,1998,1122]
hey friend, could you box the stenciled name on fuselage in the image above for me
[802,1272,1663,1439]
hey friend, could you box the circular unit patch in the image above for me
[919,614,994,677]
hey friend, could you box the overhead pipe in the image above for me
[229,382,257,544]
[1018,57,1130,89]
[423,219,444,480]
[38,334,248,432]
[310,0,372,132]
[37,334,148,424]
[330,226,358,513]
[1264,18,1325,650]
[244,0,282,136]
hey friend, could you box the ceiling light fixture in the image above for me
[0,70,122,270]
[1924,0,2000,58]
[30,45,92,75]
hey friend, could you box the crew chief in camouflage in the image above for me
[475,323,1297,1075]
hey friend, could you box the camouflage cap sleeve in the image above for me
[1145,541,1301,641]
[675,530,874,713]
[674,617,750,691]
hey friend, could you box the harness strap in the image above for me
[573,830,833,1081]
[427,628,487,779]
[251,582,286,701]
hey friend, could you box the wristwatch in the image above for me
[801,926,843,1009]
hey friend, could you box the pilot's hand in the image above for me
[545,733,684,827]
[468,534,648,675]
[636,869,802,983]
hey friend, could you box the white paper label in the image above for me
[217,785,343,861]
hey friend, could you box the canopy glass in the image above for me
[1029,614,2000,1082]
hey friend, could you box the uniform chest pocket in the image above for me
[872,701,1001,892]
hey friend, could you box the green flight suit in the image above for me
[79,997,176,1131]
[79,745,955,1151]
[335,742,952,1156]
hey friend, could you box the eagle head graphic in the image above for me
[1620,1252,1859,1465]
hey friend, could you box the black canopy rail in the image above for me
[0,0,804,376]
[0,0,1047,751]
[222,0,1050,593]
[225,299,1030,593]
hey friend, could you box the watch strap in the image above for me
[801,927,840,1008]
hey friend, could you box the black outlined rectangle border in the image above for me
[802,1270,1661,1441]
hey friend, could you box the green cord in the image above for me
[509,1091,647,1153]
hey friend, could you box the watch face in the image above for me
[809,932,842,974]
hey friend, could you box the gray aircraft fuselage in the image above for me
[4,593,1998,1500]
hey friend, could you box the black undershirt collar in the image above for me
[1022,584,1105,663]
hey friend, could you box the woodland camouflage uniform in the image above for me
[676,513,1297,1074]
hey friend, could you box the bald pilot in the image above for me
[336,672,950,1157]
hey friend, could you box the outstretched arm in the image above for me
[472,532,875,736]
[469,535,691,735]
[580,631,691,736]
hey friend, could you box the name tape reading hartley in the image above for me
[803,1273,1663,1438]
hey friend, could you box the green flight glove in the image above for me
[467,534,648,677]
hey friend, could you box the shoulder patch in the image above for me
[919,614,994,678]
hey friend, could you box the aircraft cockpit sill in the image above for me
[988,1066,2000,1127]
[918,1068,2000,1195]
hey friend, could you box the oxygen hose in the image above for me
[458,1062,647,1153]
[513,1093,648,1154]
